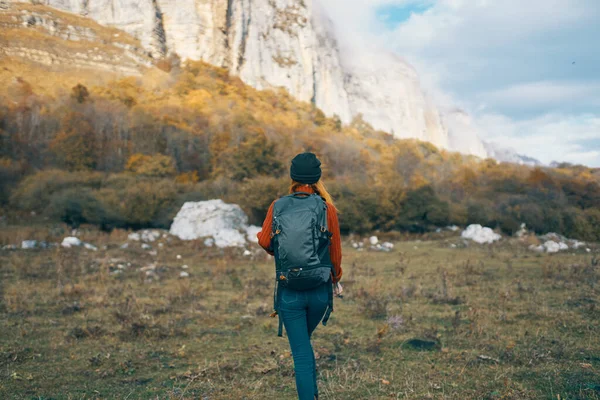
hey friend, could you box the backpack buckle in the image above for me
[320,226,326,233]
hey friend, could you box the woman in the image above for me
[257,152,343,400]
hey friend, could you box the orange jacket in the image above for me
[256,186,343,283]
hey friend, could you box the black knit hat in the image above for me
[290,152,322,184]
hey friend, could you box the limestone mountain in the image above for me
[6,0,487,157]
[0,1,153,77]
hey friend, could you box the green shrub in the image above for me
[98,178,178,229]
[10,170,104,212]
[398,185,449,232]
[234,176,288,225]
[46,188,107,228]
[327,181,379,234]
[0,159,22,205]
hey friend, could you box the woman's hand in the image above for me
[334,282,343,297]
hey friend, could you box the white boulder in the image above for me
[128,229,163,242]
[369,236,379,245]
[127,232,141,241]
[543,241,561,253]
[61,237,82,248]
[529,244,545,253]
[245,225,262,244]
[461,224,501,244]
[169,200,251,248]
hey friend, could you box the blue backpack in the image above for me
[270,191,334,336]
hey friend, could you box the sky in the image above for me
[320,0,600,167]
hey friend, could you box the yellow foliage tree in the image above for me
[126,153,176,177]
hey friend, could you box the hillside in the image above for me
[0,2,599,242]
[5,0,490,156]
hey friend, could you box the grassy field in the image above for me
[0,225,599,399]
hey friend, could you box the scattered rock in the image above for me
[515,223,527,238]
[61,237,82,248]
[446,225,459,232]
[2,244,17,250]
[478,354,500,363]
[83,243,98,251]
[243,249,252,256]
[461,224,501,244]
[140,264,156,272]
[128,232,141,241]
[179,271,189,278]
[369,242,393,252]
[128,229,164,242]
[21,240,38,249]
[528,232,586,253]
[204,238,215,247]
[176,254,182,260]
[120,243,129,249]
[141,243,152,250]
[544,241,561,253]
[369,236,379,245]
[181,264,189,269]
[529,244,545,253]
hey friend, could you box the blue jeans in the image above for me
[279,283,330,400]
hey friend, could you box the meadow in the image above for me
[0,224,599,399]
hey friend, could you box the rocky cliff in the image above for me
[6,0,487,157]
[0,2,153,75]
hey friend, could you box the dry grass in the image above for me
[0,225,599,399]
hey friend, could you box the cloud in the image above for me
[482,81,600,112]
[319,0,600,166]
[478,113,600,167]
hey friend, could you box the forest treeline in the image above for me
[1,61,599,240]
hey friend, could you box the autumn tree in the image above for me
[126,153,177,177]
[71,84,90,104]
[49,112,97,171]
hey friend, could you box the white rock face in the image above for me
[343,51,449,147]
[170,199,252,247]
[18,0,487,155]
[461,224,501,244]
[443,109,488,158]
